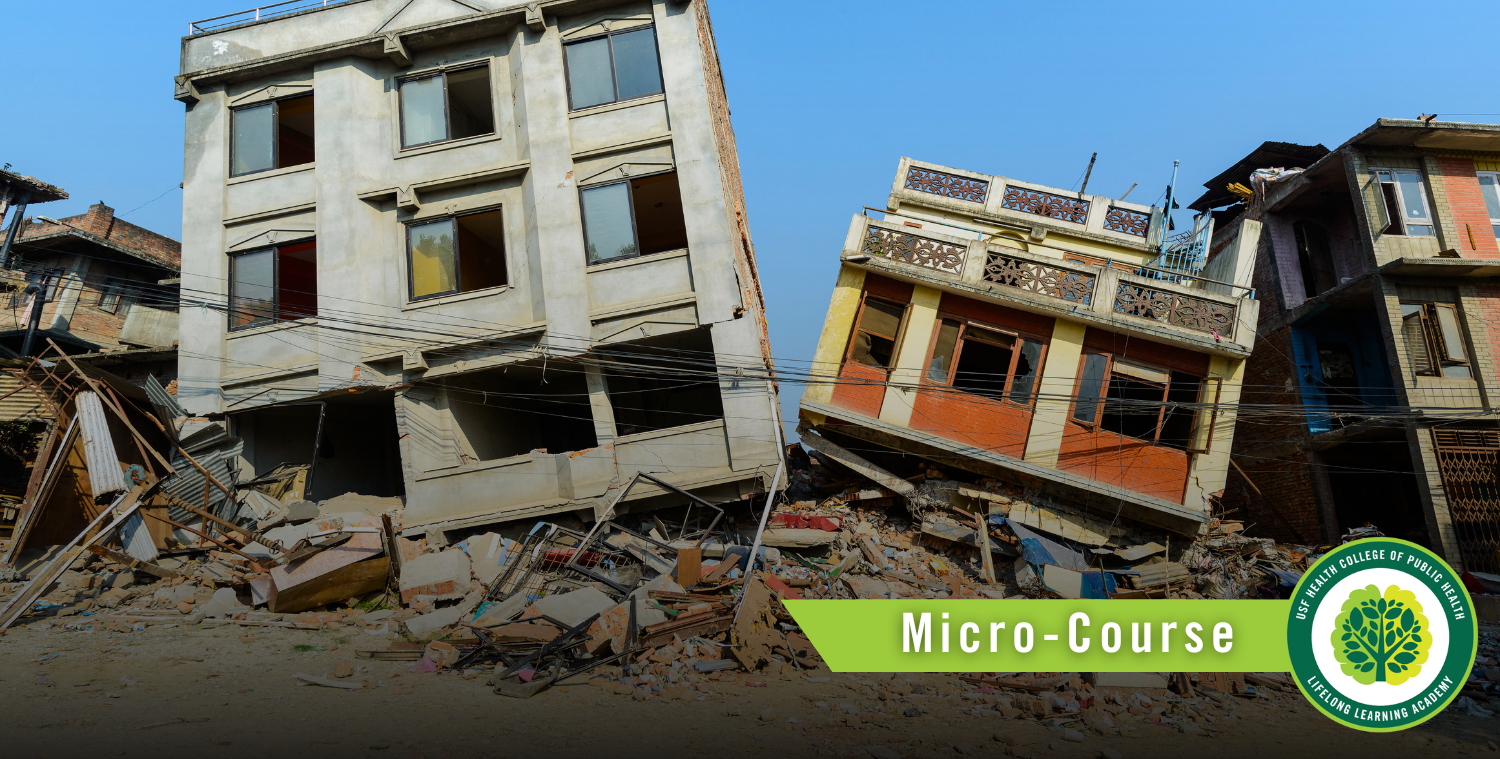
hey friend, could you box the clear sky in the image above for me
[3,0,1496,431]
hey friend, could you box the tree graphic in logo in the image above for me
[1332,584,1432,686]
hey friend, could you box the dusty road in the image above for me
[1,621,1496,759]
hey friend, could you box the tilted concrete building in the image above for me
[1212,120,1500,572]
[173,0,781,535]
[800,158,1264,536]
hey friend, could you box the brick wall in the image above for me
[1228,454,1322,543]
[18,203,180,268]
[1433,156,1500,259]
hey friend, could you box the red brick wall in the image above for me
[1475,283,1500,384]
[19,203,180,268]
[1434,157,1500,259]
[1228,454,1322,544]
[910,386,1030,459]
[831,363,886,418]
[1056,426,1190,504]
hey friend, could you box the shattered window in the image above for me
[399,64,495,148]
[848,297,904,368]
[564,26,663,111]
[1072,354,1205,450]
[96,278,126,314]
[230,94,315,177]
[406,209,507,301]
[925,319,1045,406]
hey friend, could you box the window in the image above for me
[1478,171,1500,239]
[406,209,508,301]
[228,240,318,330]
[1293,221,1337,298]
[564,26,663,110]
[1071,353,1213,452]
[926,318,1045,406]
[97,278,126,314]
[1401,302,1470,378]
[579,172,688,264]
[398,64,495,149]
[1372,169,1434,237]
[230,94,314,177]
[9,267,65,308]
[846,296,906,369]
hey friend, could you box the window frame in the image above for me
[96,278,125,314]
[1069,352,1212,452]
[402,205,509,303]
[396,62,495,150]
[228,93,314,179]
[921,313,1049,410]
[577,169,683,266]
[843,293,908,372]
[1400,301,1471,377]
[1477,170,1500,239]
[227,238,316,332]
[562,25,665,112]
[10,267,64,309]
[1372,168,1436,237]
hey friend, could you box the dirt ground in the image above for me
[1,621,1496,759]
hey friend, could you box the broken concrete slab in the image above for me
[318,492,403,516]
[528,586,615,628]
[199,587,247,618]
[398,548,471,605]
[285,500,319,523]
[404,590,486,639]
[759,527,839,549]
[458,532,510,586]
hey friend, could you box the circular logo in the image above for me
[1287,538,1477,731]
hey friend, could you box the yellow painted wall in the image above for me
[1182,355,1246,510]
[801,265,867,406]
[1023,318,1087,467]
[878,284,942,427]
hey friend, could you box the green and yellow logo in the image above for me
[1288,539,1476,731]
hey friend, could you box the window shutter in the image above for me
[1186,376,1222,454]
[1402,310,1434,375]
[1370,175,1395,234]
[1431,303,1469,364]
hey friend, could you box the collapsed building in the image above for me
[172,0,783,538]
[798,158,1264,539]
[1210,120,1500,573]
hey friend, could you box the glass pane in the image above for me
[1396,171,1429,221]
[1434,305,1467,363]
[1480,174,1500,220]
[230,249,275,328]
[445,66,494,140]
[1406,224,1434,237]
[927,320,960,383]
[1008,339,1044,404]
[400,76,446,147]
[277,240,318,319]
[408,219,458,298]
[964,326,1015,347]
[580,182,636,262]
[611,28,663,101]
[1072,353,1108,423]
[455,210,507,292]
[231,104,274,175]
[857,300,904,339]
[565,38,615,109]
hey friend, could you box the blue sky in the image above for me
[3,0,1496,429]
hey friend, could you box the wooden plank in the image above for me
[1,418,78,565]
[47,343,173,471]
[268,557,390,614]
[85,545,181,579]
[674,546,702,587]
[700,552,742,584]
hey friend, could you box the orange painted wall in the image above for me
[910,385,1030,460]
[1056,425,1190,503]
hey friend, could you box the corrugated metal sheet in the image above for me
[163,439,244,523]
[76,392,131,498]
[117,512,159,562]
[144,375,184,443]
[0,372,47,422]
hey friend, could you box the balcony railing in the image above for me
[1112,281,1237,336]
[189,0,348,34]
[1000,186,1090,224]
[861,223,966,275]
[903,167,989,203]
[982,250,1096,305]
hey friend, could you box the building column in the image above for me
[1023,318,1086,467]
[1182,355,1246,512]
[584,364,617,445]
[878,284,941,427]
[802,265,866,407]
[48,255,90,332]
[1306,450,1342,544]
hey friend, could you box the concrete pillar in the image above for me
[802,266,866,406]
[178,86,232,414]
[584,363,617,445]
[1023,318,1087,467]
[48,255,90,332]
[878,284,941,428]
[1181,355,1246,512]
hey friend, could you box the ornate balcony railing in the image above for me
[862,226,965,274]
[1104,207,1150,237]
[1000,186,1090,224]
[982,251,1096,305]
[904,167,988,203]
[1113,283,1236,335]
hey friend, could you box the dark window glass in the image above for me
[229,241,318,330]
[952,332,1013,396]
[927,319,961,383]
[407,210,507,301]
[276,95,316,168]
[1072,353,1108,424]
[580,172,688,264]
[1157,372,1203,450]
[399,65,493,148]
[564,27,663,111]
[1008,338,1043,404]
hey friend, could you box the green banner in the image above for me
[785,599,1293,672]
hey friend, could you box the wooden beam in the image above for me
[85,545,181,579]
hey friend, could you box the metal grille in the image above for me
[904,167,988,203]
[1000,187,1090,224]
[1113,283,1236,335]
[1432,428,1500,573]
[983,251,1096,304]
[1104,207,1150,236]
[862,226,966,274]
